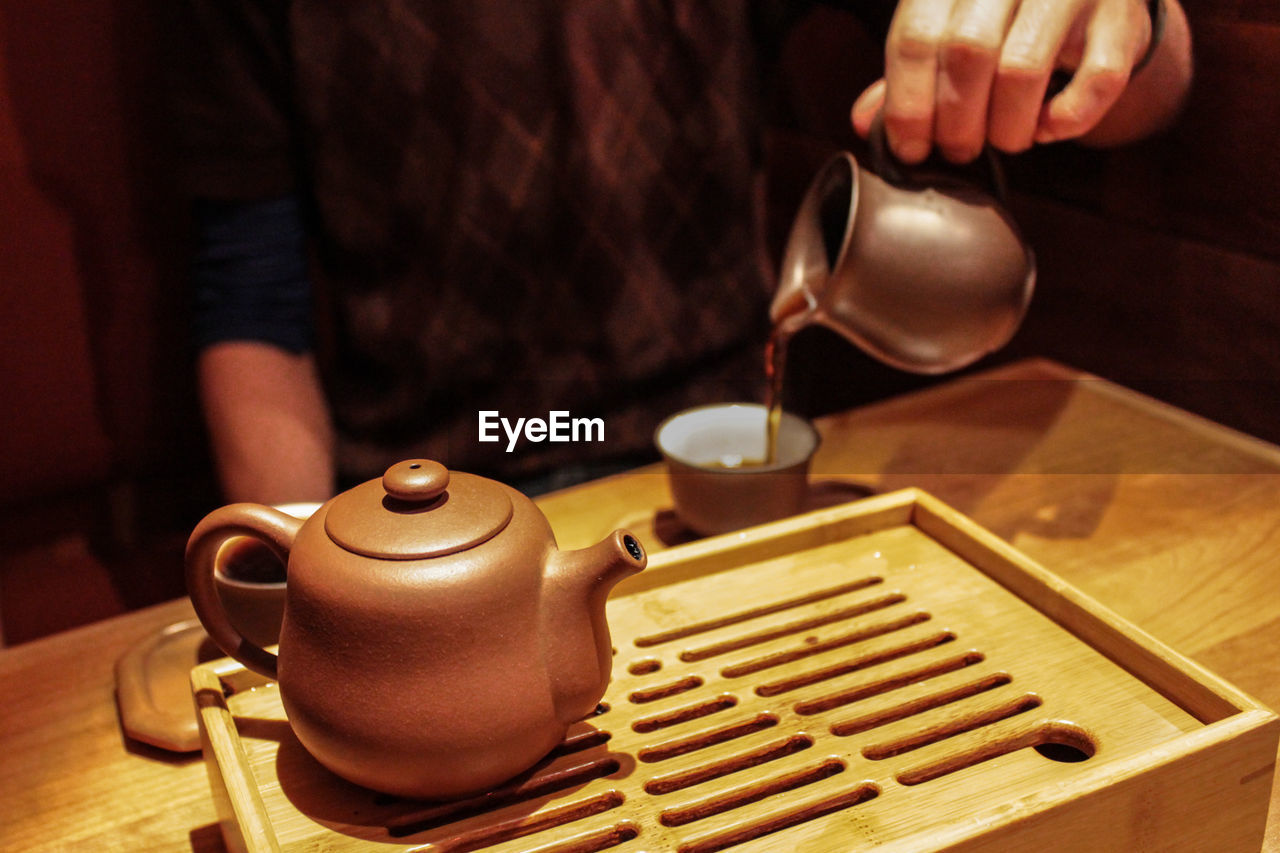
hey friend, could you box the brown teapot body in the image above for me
[187,460,645,799]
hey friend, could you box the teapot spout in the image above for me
[542,530,646,723]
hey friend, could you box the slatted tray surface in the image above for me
[192,489,1276,852]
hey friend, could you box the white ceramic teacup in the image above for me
[655,404,820,536]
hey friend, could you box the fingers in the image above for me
[987,0,1078,153]
[934,0,1018,162]
[1035,0,1144,143]
[883,0,954,163]
[863,0,1148,161]
[882,0,1077,161]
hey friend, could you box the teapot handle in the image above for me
[185,504,304,679]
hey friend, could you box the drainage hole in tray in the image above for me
[535,821,641,853]
[1035,740,1092,763]
[1032,724,1096,763]
[644,734,815,795]
[678,593,908,663]
[633,576,884,648]
[659,758,847,827]
[896,722,1096,786]
[754,631,958,696]
[630,676,704,704]
[628,658,662,675]
[638,713,780,763]
[794,651,987,715]
[674,783,880,853]
[633,695,739,733]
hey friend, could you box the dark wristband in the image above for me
[1134,0,1166,74]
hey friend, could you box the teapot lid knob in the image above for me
[324,458,513,559]
[383,459,449,503]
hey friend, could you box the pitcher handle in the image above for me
[185,504,304,678]
[867,111,1009,204]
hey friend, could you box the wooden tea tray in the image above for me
[191,489,1278,852]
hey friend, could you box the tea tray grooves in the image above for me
[192,488,1278,852]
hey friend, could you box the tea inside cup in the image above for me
[655,404,819,536]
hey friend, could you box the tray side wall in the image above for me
[616,490,917,597]
[929,710,1280,853]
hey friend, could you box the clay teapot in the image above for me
[771,118,1035,374]
[186,459,646,800]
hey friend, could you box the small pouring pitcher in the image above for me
[771,121,1036,374]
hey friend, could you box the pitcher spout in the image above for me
[771,151,858,325]
[542,530,646,723]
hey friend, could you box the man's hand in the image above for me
[852,0,1192,163]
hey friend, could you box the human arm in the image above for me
[191,196,336,504]
[850,0,1193,163]
[198,342,335,504]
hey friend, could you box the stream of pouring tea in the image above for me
[763,311,809,465]
[764,181,844,463]
[717,315,802,469]
[763,328,788,465]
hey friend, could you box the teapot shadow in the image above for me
[261,715,634,844]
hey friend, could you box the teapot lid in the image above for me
[324,459,513,559]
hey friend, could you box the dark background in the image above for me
[1,1,1276,643]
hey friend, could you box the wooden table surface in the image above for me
[3,358,1278,852]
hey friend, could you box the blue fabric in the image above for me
[190,194,313,353]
